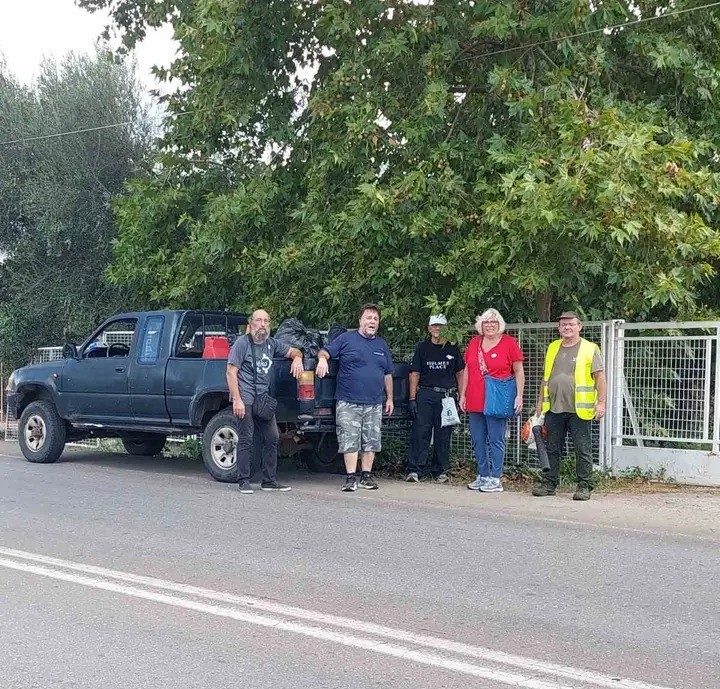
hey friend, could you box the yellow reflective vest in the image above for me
[541,338,599,420]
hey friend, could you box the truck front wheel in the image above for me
[202,409,240,483]
[18,400,67,464]
[121,434,167,456]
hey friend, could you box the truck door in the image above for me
[60,317,137,423]
[129,314,171,425]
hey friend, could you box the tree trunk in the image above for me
[535,291,552,322]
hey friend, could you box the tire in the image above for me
[300,433,344,474]
[121,434,167,456]
[202,409,241,483]
[18,400,67,464]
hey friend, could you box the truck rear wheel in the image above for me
[300,433,343,474]
[121,434,167,456]
[202,409,240,483]
[18,400,66,464]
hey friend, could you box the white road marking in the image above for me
[0,547,675,689]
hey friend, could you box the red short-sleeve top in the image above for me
[464,334,524,413]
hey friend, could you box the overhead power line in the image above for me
[456,0,720,62]
[0,110,192,147]
[0,1,718,148]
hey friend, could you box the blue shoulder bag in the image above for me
[478,339,517,419]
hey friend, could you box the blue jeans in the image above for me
[468,412,507,479]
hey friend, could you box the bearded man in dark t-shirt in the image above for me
[405,314,465,483]
[226,309,304,494]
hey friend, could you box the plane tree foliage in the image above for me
[80,0,720,336]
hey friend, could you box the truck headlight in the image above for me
[6,372,17,393]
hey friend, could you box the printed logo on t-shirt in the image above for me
[490,352,497,358]
[256,352,273,375]
[446,354,454,360]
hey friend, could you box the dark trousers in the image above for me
[236,412,279,484]
[407,388,453,476]
[545,411,593,488]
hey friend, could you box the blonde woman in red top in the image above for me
[459,309,525,492]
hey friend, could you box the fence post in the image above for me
[713,327,720,455]
[610,320,626,475]
[598,321,609,470]
[601,319,622,471]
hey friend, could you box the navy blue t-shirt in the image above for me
[324,330,394,405]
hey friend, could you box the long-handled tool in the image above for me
[532,424,550,473]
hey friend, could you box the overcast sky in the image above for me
[0,0,175,91]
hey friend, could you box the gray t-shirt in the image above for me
[227,335,290,403]
[547,341,604,414]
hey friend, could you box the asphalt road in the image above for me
[0,440,718,689]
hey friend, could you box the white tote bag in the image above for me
[441,396,461,427]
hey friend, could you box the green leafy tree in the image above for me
[0,52,151,367]
[81,0,720,339]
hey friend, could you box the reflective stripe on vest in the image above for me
[541,338,599,421]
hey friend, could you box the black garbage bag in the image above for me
[326,322,347,343]
[274,318,324,357]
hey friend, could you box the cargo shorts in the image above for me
[336,401,383,453]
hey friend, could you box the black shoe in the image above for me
[238,480,254,494]
[261,481,291,492]
[573,485,591,501]
[532,481,556,497]
[359,475,379,490]
[342,476,358,492]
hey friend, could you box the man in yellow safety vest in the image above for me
[532,311,607,501]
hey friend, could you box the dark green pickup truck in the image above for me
[6,310,410,481]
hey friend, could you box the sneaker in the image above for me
[532,481,556,497]
[238,480,254,494]
[480,477,503,493]
[342,476,358,492]
[405,472,419,483]
[435,473,450,484]
[467,476,488,490]
[261,481,291,492]
[573,485,591,501]
[359,475,379,490]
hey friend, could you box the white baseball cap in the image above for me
[428,314,447,326]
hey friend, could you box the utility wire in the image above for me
[0,110,192,147]
[0,1,718,147]
[455,0,720,63]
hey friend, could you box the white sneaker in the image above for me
[480,478,503,493]
[467,476,489,490]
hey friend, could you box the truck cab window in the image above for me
[175,314,204,358]
[139,316,165,364]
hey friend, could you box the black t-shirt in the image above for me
[410,340,465,389]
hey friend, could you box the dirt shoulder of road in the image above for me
[348,475,720,541]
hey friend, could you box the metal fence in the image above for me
[613,321,720,452]
[387,322,610,471]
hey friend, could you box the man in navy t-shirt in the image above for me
[316,304,394,492]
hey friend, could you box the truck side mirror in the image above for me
[62,343,79,359]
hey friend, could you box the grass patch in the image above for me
[374,434,691,494]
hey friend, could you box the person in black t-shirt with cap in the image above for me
[406,314,465,483]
